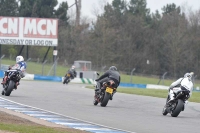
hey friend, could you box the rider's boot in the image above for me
[95,82,101,94]
[167,90,175,105]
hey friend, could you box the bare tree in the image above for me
[75,0,81,26]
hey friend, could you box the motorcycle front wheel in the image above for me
[5,80,15,96]
[63,77,69,84]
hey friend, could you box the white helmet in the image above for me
[184,72,194,79]
[72,65,75,69]
[16,56,24,63]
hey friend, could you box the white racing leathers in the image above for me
[169,77,193,103]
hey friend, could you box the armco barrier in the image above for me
[146,84,168,90]
[119,83,146,89]
[1,71,199,91]
[69,78,95,84]
[0,71,4,78]
[0,71,96,84]
[34,74,62,82]
[0,70,170,89]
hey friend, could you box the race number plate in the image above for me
[67,74,70,77]
[106,87,113,94]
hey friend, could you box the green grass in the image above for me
[87,86,200,103]
[0,123,72,133]
[1,59,69,76]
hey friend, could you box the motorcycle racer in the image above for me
[1,55,27,89]
[167,72,194,105]
[95,66,120,100]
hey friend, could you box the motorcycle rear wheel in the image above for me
[101,92,111,107]
[171,99,184,117]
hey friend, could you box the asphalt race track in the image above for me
[1,80,200,133]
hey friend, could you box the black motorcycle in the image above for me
[2,69,21,96]
[63,73,71,84]
[93,80,116,107]
[162,87,190,117]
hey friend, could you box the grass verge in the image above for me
[0,123,75,133]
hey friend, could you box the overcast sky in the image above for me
[57,0,200,19]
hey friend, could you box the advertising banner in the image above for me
[0,17,58,46]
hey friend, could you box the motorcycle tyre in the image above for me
[66,77,70,84]
[171,99,184,117]
[5,80,15,96]
[63,77,69,84]
[101,92,111,107]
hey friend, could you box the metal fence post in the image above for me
[42,60,47,75]
[130,68,136,83]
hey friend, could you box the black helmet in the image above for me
[109,66,117,71]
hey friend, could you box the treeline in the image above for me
[0,0,200,78]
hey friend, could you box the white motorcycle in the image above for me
[162,86,190,117]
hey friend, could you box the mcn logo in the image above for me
[23,18,57,38]
[0,17,58,39]
[0,17,19,37]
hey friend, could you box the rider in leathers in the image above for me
[66,65,77,79]
[1,55,26,89]
[167,72,194,106]
[95,66,120,100]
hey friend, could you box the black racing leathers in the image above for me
[96,70,121,89]
[67,69,77,79]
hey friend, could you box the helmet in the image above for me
[16,56,24,63]
[71,65,75,69]
[109,66,117,71]
[184,72,194,79]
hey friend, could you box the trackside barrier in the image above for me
[146,84,169,90]
[119,83,146,89]
[19,72,96,84]
[1,71,199,91]
[0,70,172,89]
[67,78,95,84]
[34,74,62,82]
[23,73,34,80]
[119,83,169,90]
